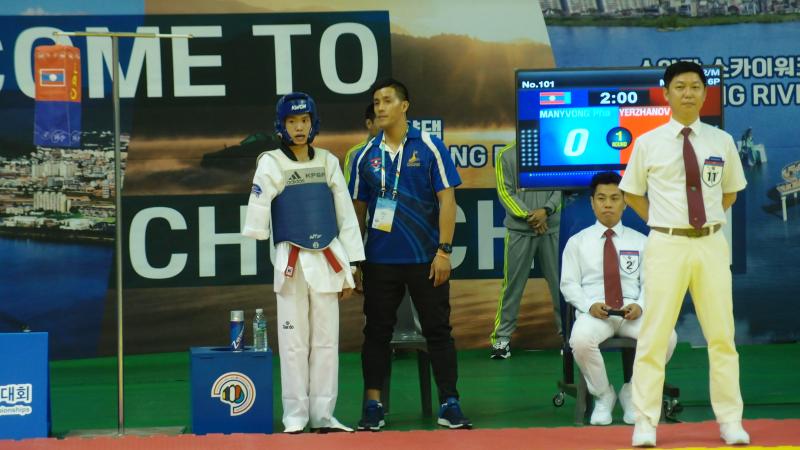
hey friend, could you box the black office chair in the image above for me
[554,303,681,425]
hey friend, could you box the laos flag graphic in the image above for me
[34,45,82,148]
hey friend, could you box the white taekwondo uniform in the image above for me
[243,146,364,431]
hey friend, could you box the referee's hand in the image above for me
[589,303,610,319]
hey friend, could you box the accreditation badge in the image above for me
[702,156,724,187]
[619,250,640,275]
[371,196,398,233]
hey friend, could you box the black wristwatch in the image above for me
[438,243,453,254]
[543,206,553,217]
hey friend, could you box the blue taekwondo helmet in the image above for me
[274,92,320,145]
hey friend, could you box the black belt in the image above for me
[651,224,721,238]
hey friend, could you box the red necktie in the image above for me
[681,127,707,230]
[603,229,623,310]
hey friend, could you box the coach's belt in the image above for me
[650,224,721,238]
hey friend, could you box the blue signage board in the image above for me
[0,332,49,440]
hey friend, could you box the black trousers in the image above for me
[361,262,459,402]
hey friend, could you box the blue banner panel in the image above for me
[33,101,81,148]
[0,332,49,439]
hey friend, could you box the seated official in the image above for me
[560,172,677,426]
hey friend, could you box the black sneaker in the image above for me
[357,400,385,431]
[437,397,472,429]
[490,340,510,359]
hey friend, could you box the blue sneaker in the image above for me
[437,397,472,429]
[357,400,385,431]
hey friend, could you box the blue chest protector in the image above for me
[271,164,338,250]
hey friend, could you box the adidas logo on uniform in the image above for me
[286,171,304,185]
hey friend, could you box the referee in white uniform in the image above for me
[619,61,749,447]
[561,172,676,426]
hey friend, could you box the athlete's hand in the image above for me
[339,287,353,301]
[429,253,451,287]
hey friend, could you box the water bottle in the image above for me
[230,310,244,351]
[253,308,268,351]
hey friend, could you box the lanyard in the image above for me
[379,136,406,199]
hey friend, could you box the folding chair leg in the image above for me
[379,359,392,414]
[622,347,636,383]
[417,350,433,416]
[563,342,575,385]
[575,372,590,425]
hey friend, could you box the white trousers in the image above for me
[276,261,340,430]
[570,313,677,397]
[632,230,743,426]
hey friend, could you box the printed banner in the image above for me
[6,2,796,358]
[0,3,557,358]
[546,17,800,346]
[33,44,82,148]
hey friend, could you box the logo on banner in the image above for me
[619,250,640,274]
[702,157,724,187]
[539,91,571,105]
[0,383,33,417]
[211,372,256,416]
[39,69,65,87]
[70,65,80,100]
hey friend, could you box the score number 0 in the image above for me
[564,128,589,157]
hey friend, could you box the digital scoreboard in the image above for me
[516,66,724,190]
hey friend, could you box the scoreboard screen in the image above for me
[515,66,724,190]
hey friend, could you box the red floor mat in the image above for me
[3,419,799,450]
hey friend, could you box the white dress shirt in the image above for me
[560,220,647,314]
[619,118,747,228]
[242,148,365,294]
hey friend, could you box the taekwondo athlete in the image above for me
[243,92,365,434]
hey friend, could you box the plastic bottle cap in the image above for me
[230,310,244,321]
[256,308,263,314]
